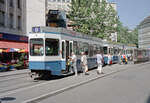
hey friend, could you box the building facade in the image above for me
[0,0,46,49]
[46,0,71,14]
[0,0,28,49]
[26,0,46,34]
[138,16,150,49]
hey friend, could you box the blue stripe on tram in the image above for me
[29,61,66,75]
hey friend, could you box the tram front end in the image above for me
[29,33,65,77]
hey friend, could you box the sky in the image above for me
[108,0,150,29]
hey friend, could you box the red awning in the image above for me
[0,40,28,50]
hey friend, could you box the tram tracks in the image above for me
[0,74,29,83]
[0,80,44,95]
[0,72,45,96]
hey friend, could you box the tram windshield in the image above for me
[45,38,59,56]
[30,38,44,56]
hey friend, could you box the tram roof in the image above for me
[31,26,103,43]
[31,26,137,49]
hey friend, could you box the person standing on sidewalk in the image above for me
[81,52,89,75]
[71,52,78,76]
[107,53,112,65]
[96,51,103,74]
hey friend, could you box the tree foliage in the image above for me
[68,0,138,45]
[68,0,117,39]
[117,20,138,46]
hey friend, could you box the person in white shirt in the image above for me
[96,51,103,74]
[107,53,112,65]
[71,52,78,76]
[81,52,89,75]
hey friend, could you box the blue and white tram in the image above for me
[29,27,103,76]
[102,41,119,65]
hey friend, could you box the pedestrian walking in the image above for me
[81,52,89,75]
[96,51,103,74]
[70,52,78,76]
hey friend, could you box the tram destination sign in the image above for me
[32,27,41,33]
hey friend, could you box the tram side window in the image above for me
[73,41,79,55]
[45,38,59,56]
[113,48,118,55]
[62,41,65,59]
[30,39,44,56]
[110,48,113,55]
[83,43,89,55]
[96,45,100,54]
[79,42,83,54]
[89,45,94,57]
[93,45,97,55]
[78,42,89,55]
[70,42,73,56]
[109,48,112,55]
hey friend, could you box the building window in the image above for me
[57,0,61,2]
[17,0,21,9]
[53,0,56,2]
[9,13,13,28]
[62,0,65,2]
[0,11,5,27]
[18,16,21,30]
[9,0,13,7]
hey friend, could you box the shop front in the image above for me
[0,32,28,71]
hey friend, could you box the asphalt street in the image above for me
[39,62,150,103]
[0,62,150,103]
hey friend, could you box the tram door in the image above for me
[65,41,73,72]
[66,41,69,60]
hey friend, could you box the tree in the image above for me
[68,0,118,39]
[68,0,93,34]
[91,0,118,39]
[117,19,138,46]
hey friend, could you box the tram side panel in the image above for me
[61,34,101,72]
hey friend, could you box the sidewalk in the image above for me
[0,69,30,77]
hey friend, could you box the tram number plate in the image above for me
[32,27,41,33]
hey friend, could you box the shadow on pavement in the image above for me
[32,66,98,81]
[147,95,150,103]
[0,97,16,102]
[33,73,75,81]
